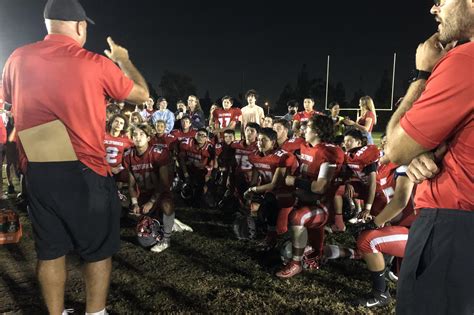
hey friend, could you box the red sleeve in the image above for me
[100,57,134,101]
[361,145,380,165]
[233,108,242,121]
[293,113,302,121]
[400,51,474,150]
[320,146,340,165]
[212,110,219,121]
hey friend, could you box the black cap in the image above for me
[44,0,95,25]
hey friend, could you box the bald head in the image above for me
[45,19,87,47]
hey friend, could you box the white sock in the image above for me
[163,212,175,240]
[325,245,341,259]
[85,309,107,315]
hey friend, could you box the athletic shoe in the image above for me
[150,239,170,253]
[387,271,398,282]
[174,218,193,232]
[355,289,392,308]
[276,260,303,278]
[302,252,322,270]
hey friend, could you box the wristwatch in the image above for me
[410,69,431,83]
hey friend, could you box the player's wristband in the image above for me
[365,203,373,211]
[131,197,138,205]
[294,178,312,192]
[149,199,156,204]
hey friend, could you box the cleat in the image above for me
[276,260,303,278]
[354,289,392,308]
[302,252,322,270]
[150,239,170,253]
[174,218,193,232]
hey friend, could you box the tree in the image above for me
[333,82,347,107]
[200,90,212,115]
[374,69,392,109]
[275,83,296,115]
[350,88,366,108]
[158,71,197,106]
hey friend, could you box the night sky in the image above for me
[0,0,438,108]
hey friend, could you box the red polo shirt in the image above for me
[2,34,134,176]
[400,42,474,211]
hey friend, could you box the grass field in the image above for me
[1,195,396,314]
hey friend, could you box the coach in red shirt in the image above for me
[1,0,149,314]
[386,1,474,314]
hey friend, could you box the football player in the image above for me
[178,128,216,207]
[151,120,178,153]
[171,115,197,142]
[230,122,260,203]
[123,123,175,253]
[276,115,344,278]
[291,97,324,131]
[104,113,133,184]
[210,96,241,141]
[331,129,387,232]
[247,128,294,250]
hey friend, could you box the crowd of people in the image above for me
[2,0,473,314]
[101,89,409,307]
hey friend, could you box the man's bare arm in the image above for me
[104,37,149,104]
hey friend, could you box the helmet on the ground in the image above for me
[180,183,193,200]
[136,216,163,248]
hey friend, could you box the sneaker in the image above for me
[302,252,322,270]
[150,239,170,253]
[387,271,398,282]
[276,260,303,278]
[7,185,16,195]
[355,289,392,308]
[174,218,193,232]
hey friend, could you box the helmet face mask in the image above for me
[136,216,163,248]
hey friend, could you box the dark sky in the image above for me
[0,0,438,108]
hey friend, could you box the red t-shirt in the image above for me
[103,133,133,167]
[123,145,170,195]
[357,111,375,133]
[2,34,134,176]
[400,42,474,211]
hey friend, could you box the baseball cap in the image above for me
[44,0,95,25]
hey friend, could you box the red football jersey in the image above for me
[231,140,258,173]
[293,111,325,122]
[249,149,293,186]
[150,133,178,152]
[171,128,197,141]
[299,143,345,181]
[213,107,241,129]
[123,144,170,195]
[179,137,215,171]
[344,145,380,185]
[377,162,416,227]
[280,137,306,153]
[103,133,133,167]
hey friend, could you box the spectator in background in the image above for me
[150,97,175,133]
[241,89,264,131]
[344,96,377,144]
[329,102,346,137]
[140,97,156,122]
[262,115,274,128]
[174,99,187,129]
[130,111,144,125]
[282,100,299,121]
[187,95,206,129]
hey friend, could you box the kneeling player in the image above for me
[123,124,175,253]
[247,128,294,250]
[276,115,344,278]
[353,161,416,307]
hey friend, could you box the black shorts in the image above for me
[396,208,474,315]
[26,161,121,262]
